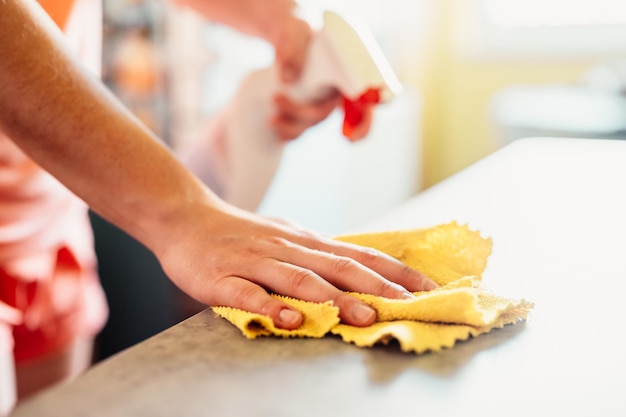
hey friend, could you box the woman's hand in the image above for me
[271,92,340,142]
[156,203,438,330]
[268,7,375,142]
[271,91,375,143]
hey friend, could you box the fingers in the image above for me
[162,210,435,333]
[272,243,417,299]
[201,236,393,328]
[333,241,438,292]
[271,94,375,142]
[210,276,304,329]
[225,223,438,329]
[271,93,340,141]
[251,258,380,327]
[208,267,378,329]
[211,234,432,328]
[285,230,438,293]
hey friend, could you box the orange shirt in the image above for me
[0,0,107,360]
[38,0,76,29]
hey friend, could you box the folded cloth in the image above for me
[212,222,533,353]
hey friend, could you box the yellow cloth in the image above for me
[212,222,533,353]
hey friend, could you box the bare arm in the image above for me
[0,1,219,248]
[0,0,436,330]
[171,0,298,49]
[172,0,309,82]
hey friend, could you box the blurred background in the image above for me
[92,0,626,360]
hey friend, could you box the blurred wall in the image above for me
[295,0,626,189]
[410,0,620,187]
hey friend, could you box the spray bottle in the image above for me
[212,10,402,211]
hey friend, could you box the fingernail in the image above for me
[351,303,376,324]
[278,308,302,328]
[402,291,416,299]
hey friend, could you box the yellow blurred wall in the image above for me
[412,0,599,188]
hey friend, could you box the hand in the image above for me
[271,92,375,142]
[272,16,312,84]
[260,3,376,141]
[271,91,341,141]
[156,203,437,330]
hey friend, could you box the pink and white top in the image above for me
[0,0,108,362]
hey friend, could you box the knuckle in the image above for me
[400,263,418,279]
[293,228,317,242]
[329,256,358,275]
[265,235,291,248]
[354,247,383,266]
[284,267,315,291]
[231,282,264,307]
[375,280,404,298]
[258,299,283,318]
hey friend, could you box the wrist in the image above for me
[253,2,300,47]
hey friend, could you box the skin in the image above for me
[175,0,371,141]
[272,93,371,142]
[173,0,310,83]
[0,0,436,331]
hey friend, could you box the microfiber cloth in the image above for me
[212,222,533,353]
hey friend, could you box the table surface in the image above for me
[13,137,626,417]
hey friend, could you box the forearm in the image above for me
[172,0,297,46]
[0,0,222,255]
[0,1,437,335]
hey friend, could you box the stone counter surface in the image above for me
[13,138,626,416]
[13,308,529,417]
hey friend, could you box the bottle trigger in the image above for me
[342,88,381,141]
